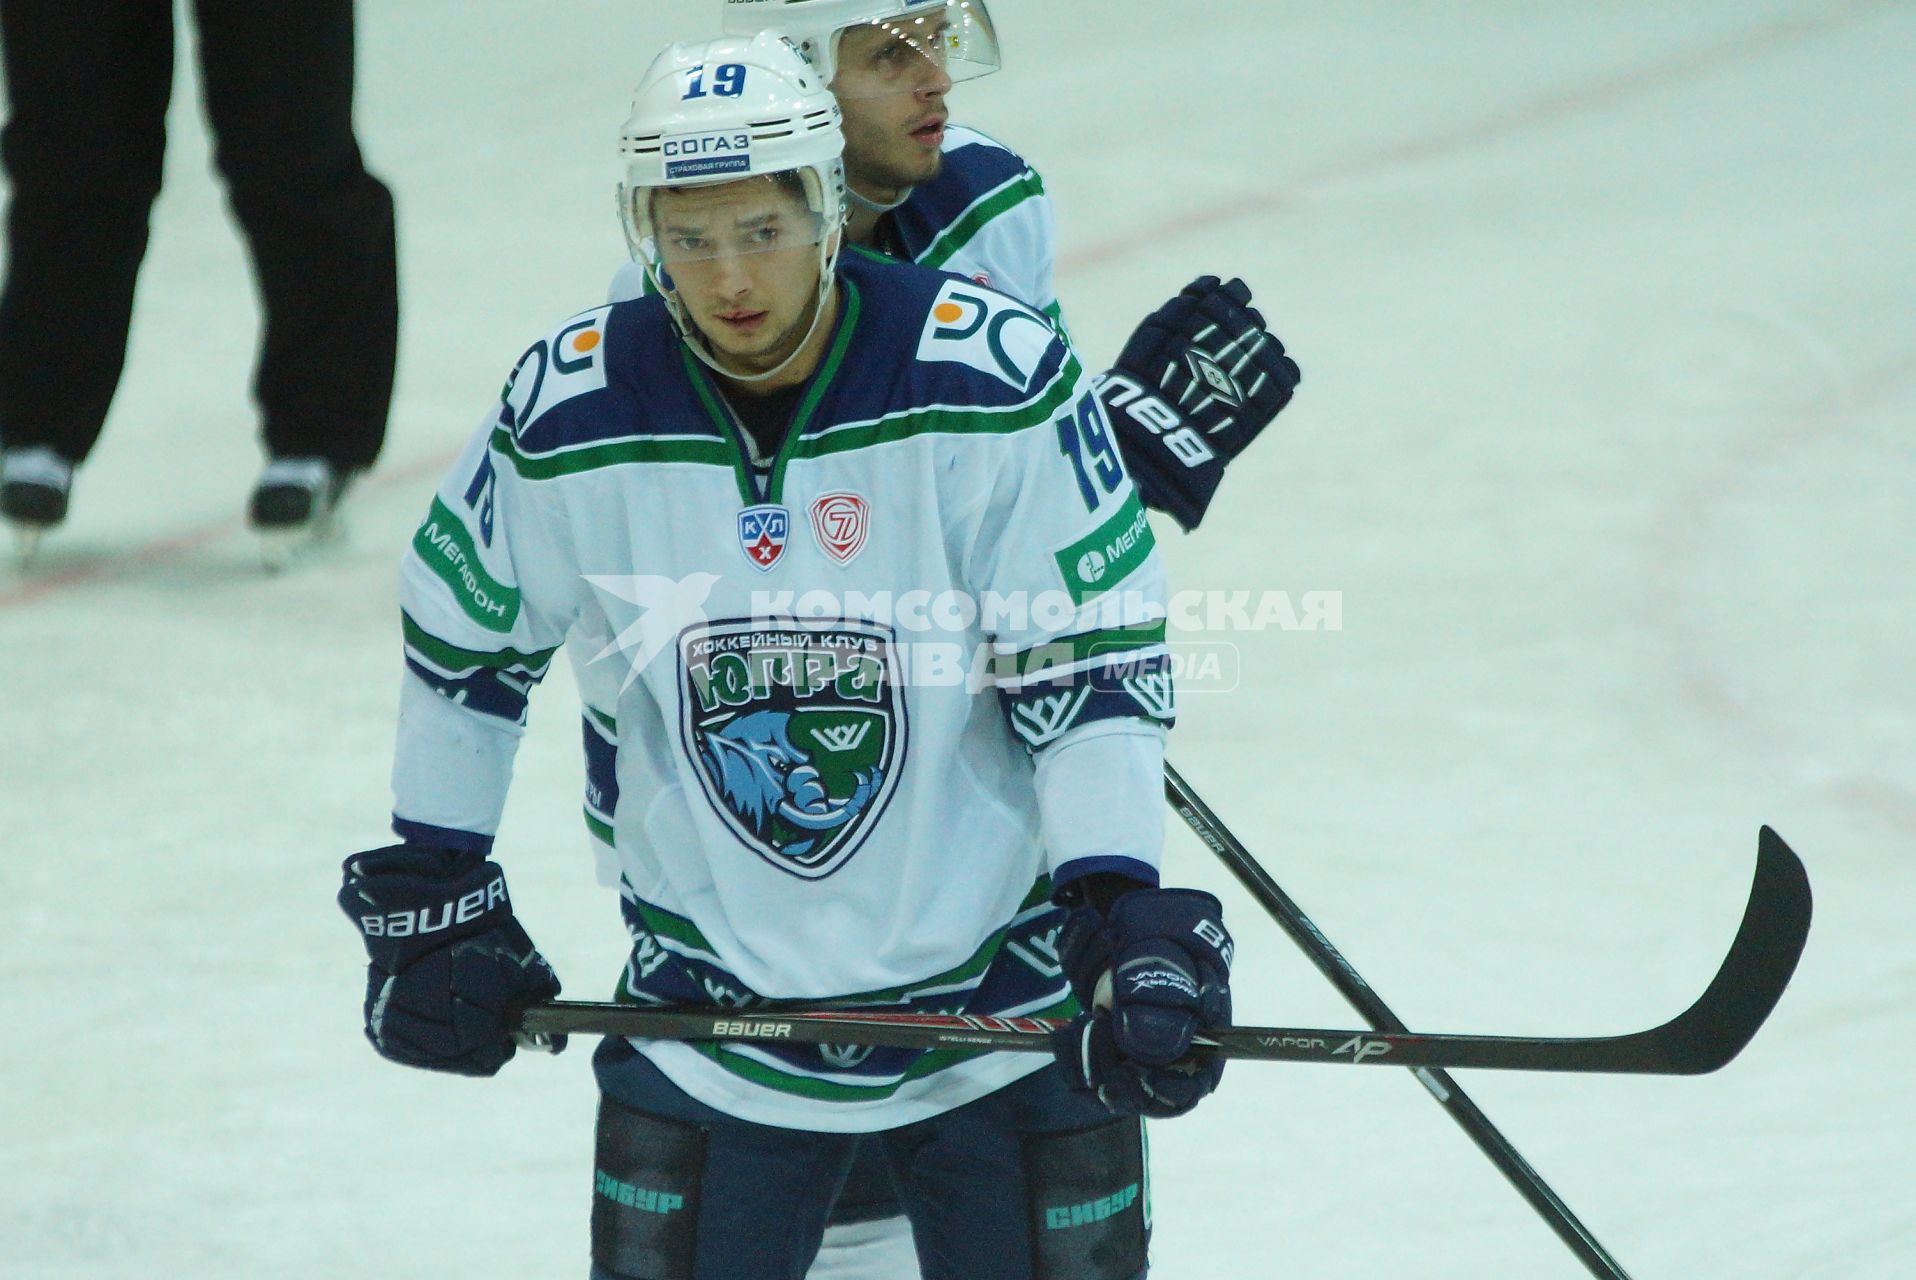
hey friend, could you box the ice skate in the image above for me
[1,446,74,568]
[248,457,355,571]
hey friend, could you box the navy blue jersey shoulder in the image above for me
[885,127,1036,264]
[810,248,1070,435]
[501,296,720,456]
[494,249,1069,458]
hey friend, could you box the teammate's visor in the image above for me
[643,174,830,265]
[827,1,1000,100]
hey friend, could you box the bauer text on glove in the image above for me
[338,844,563,1077]
[1096,274,1299,531]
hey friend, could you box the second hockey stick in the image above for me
[1164,762,1632,1278]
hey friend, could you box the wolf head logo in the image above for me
[699,710,885,867]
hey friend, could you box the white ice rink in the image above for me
[3,2,1913,1276]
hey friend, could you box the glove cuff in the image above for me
[1093,372,1225,532]
[1053,868,1157,914]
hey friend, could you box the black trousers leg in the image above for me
[0,0,173,461]
[193,0,396,470]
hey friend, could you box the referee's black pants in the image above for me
[0,0,397,471]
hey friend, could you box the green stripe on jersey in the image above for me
[919,168,1048,272]
[585,809,615,844]
[1043,299,1069,340]
[490,425,736,481]
[401,611,558,675]
[490,357,1080,479]
[799,354,1082,461]
[623,877,1057,1007]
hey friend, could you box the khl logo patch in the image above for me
[680,619,906,879]
[809,492,870,565]
[737,505,789,572]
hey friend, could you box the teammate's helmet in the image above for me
[720,0,1000,94]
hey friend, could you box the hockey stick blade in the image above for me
[1623,823,1812,1073]
[519,828,1809,1075]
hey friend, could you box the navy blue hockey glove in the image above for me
[338,845,563,1077]
[1052,885,1233,1118]
[1096,275,1300,531]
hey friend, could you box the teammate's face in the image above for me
[831,23,954,199]
[653,180,830,376]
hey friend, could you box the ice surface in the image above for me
[3,3,1912,1276]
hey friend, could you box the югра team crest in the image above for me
[680,619,905,879]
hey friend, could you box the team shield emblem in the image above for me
[680,618,905,879]
[808,492,870,565]
[737,505,789,572]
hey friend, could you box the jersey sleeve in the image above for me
[1033,722,1165,891]
[920,131,1065,330]
[960,318,1174,885]
[390,350,591,852]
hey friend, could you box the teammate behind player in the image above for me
[342,34,1232,1280]
[716,0,1303,530]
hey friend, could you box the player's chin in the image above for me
[905,145,944,182]
[882,140,943,186]
[714,329,790,371]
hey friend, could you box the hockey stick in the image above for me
[1164,763,1634,1278]
[521,829,1807,1071]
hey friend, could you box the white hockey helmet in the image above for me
[617,33,849,379]
[720,0,1000,95]
[618,31,846,259]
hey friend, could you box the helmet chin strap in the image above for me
[848,184,910,216]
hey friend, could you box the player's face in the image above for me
[831,23,954,198]
[653,179,829,376]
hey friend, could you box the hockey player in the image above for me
[341,34,1232,1280]
[601,7,1296,1274]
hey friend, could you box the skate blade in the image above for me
[257,507,346,573]
[10,522,45,570]
[258,528,303,573]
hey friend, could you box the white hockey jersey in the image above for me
[393,249,1173,1130]
[596,125,1064,885]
